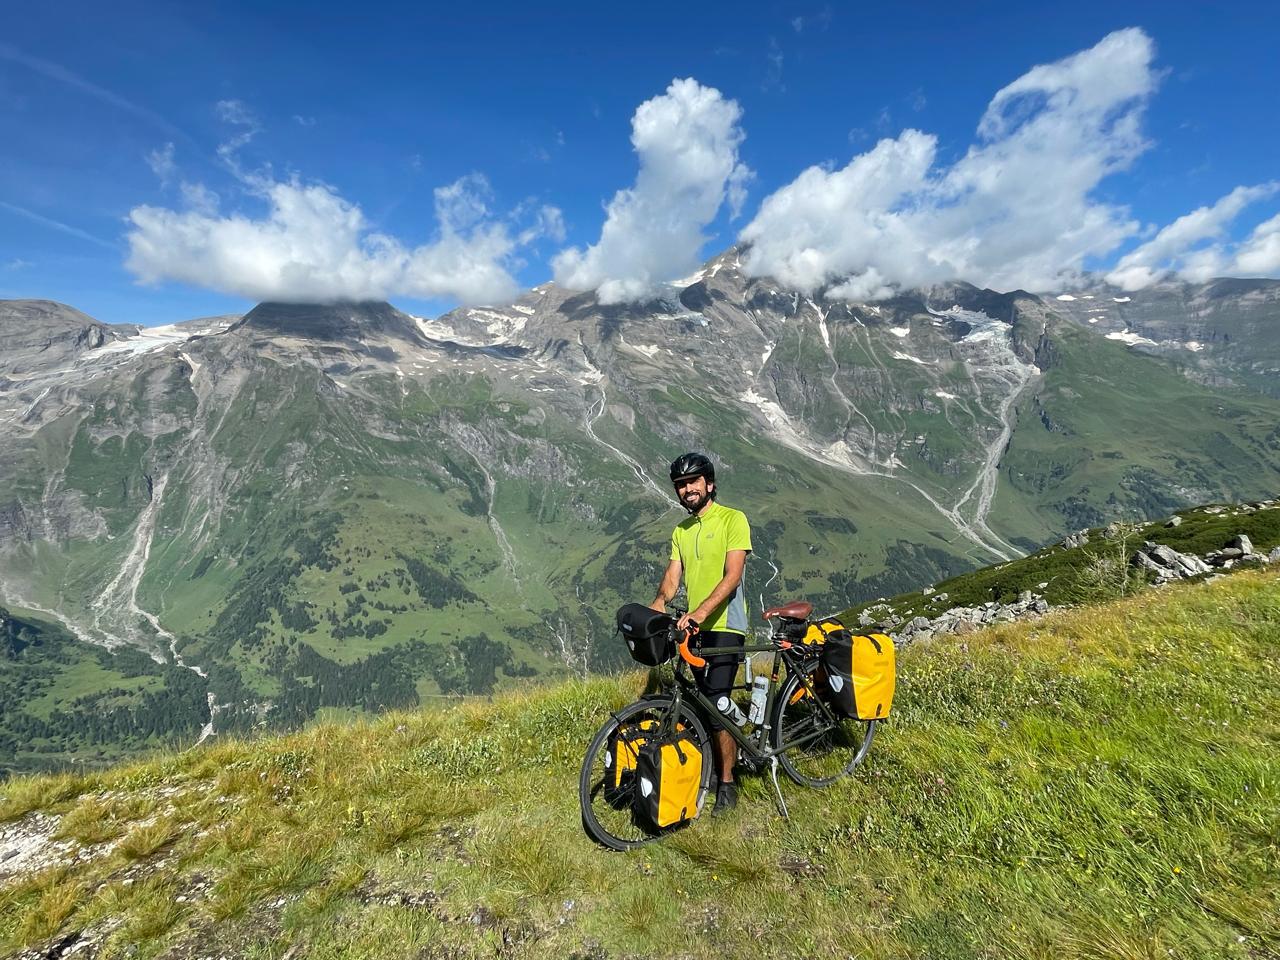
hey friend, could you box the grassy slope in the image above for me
[1,569,1277,960]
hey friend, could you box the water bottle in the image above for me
[747,675,769,726]
[715,695,747,727]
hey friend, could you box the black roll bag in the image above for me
[616,603,676,666]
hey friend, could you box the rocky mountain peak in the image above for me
[0,299,140,377]
[232,300,426,345]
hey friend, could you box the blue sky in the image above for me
[2,1,1278,325]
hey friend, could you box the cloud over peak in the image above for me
[126,172,559,305]
[740,28,1159,298]
[125,104,559,305]
[552,78,751,304]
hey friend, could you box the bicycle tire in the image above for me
[579,696,712,851]
[772,668,876,787]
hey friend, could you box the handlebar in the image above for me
[676,628,706,669]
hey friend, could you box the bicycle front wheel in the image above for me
[772,669,876,787]
[579,696,712,851]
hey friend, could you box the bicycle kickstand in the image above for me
[768,756,789,820]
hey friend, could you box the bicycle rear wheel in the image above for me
[772,668,876,787]
[579,696,712,851]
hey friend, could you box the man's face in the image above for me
[673,474,711,512]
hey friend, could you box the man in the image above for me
[650,452,752,815]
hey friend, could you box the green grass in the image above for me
[1,568,1276,959]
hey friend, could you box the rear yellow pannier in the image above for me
[819,629,896,720]
[802,618,845,646]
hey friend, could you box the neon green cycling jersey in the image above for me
[668,501,753,634]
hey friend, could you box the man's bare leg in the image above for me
[715,729,735,782]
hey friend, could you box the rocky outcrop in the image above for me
[0,299,137,377]
[862,589,1051,645]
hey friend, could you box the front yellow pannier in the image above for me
[634,730,704,828]
[819,629,896,720]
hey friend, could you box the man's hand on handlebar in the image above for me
[675,612,700,633]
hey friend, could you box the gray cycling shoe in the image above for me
[712,780,738,817]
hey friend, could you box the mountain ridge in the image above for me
[1,249,1278,761]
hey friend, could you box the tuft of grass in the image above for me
[0,772,95,822]
[121,876,189,942]
[0,867,83,951]
[114,816,182,861]
[52,796,126,846]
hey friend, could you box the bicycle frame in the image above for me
[656,633,844,764]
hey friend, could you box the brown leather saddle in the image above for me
[762,600,813,622]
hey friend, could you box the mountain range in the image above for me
[2,247,1278,767]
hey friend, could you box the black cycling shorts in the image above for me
[692,630,745,726]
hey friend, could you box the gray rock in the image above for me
[1218,547,1245,561]
[1175,554,1211,576]
[1227,534,1254,554]
[1147,544,1183,569]
[1133,551,1165,573]
[1270,547,1280,563]
[1165,516,1182,527]
[1017,590,1033,605]
[1031,599,1049,614]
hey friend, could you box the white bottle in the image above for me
[747,675,769,726]
[716,695,747,727]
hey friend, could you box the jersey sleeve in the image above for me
[726,510,753,553]
[669,529,681,563]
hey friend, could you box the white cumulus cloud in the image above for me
[126,172,560,304]
[1106,183,1280,289]
[552,78,751,303]
[739,28,1159,298]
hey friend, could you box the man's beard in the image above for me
[681,490,709,513]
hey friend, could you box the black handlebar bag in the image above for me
[616,603,676,666]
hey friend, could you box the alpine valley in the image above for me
[3,248,1279,774]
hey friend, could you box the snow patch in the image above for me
[510,304,536,315]
[1055,294,1077,301]
[1112,296,1132,303]
[891,352,931,366]
[760,342,776,369]
[1183,341,1204,352]
[935,390,958,400]
[889,326,910,338]
[619,335,660,359]
[1105,330,1158,347]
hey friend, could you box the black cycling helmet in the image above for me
[669,452,716,487]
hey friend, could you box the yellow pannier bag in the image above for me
[819,629,896,720]
[605,719,656,789]
[634,730,704,828]
[603,719,687,809]
[802,617,846,646]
